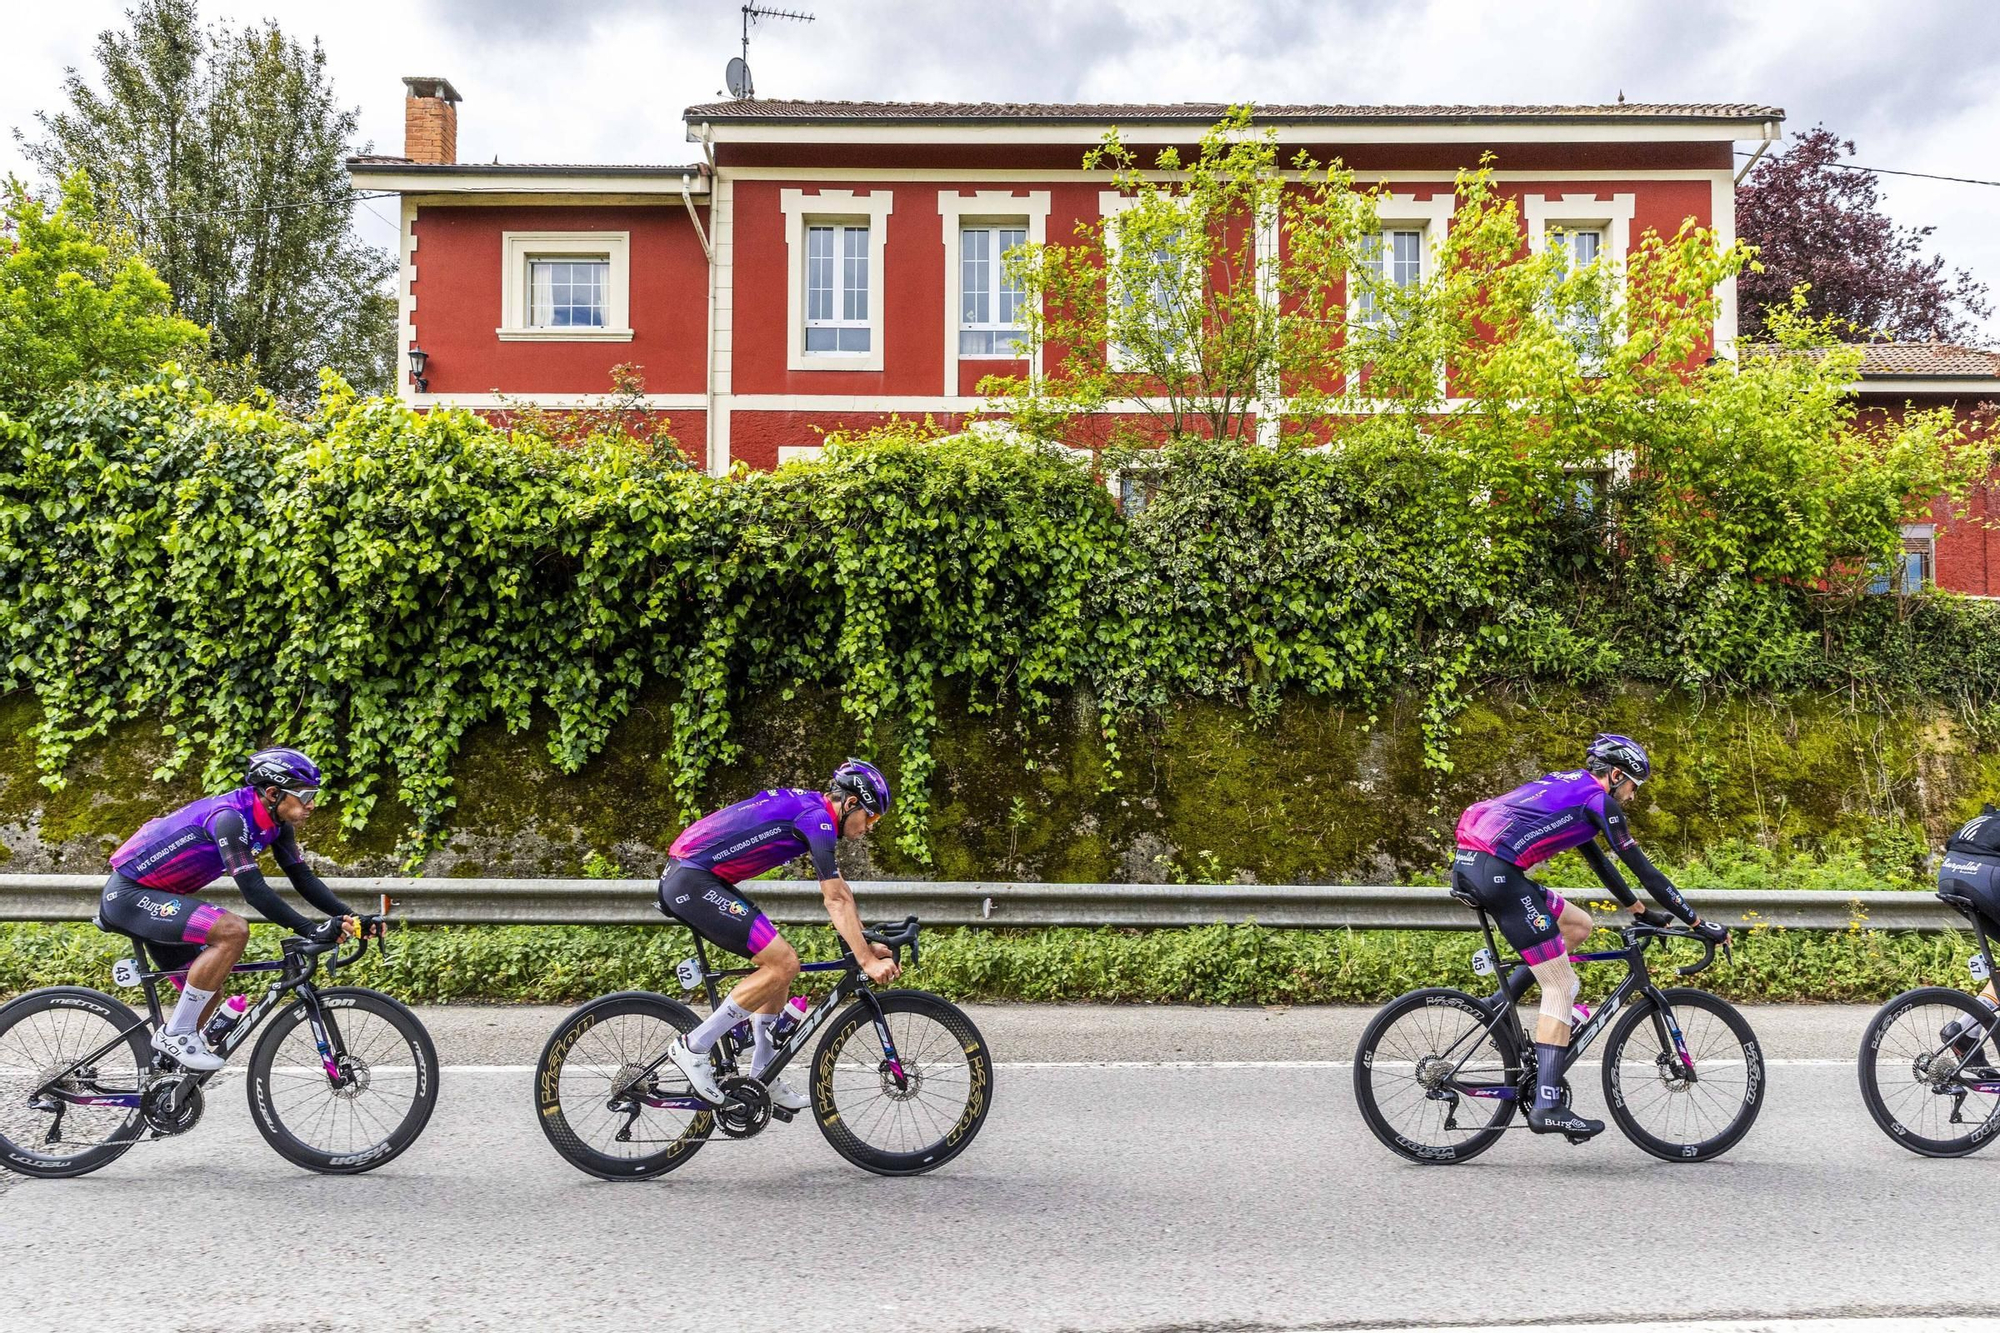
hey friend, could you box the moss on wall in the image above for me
[2,682,1995,883]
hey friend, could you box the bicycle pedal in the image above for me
[770,1105,797,1124]
[1563,1132,1592,1146]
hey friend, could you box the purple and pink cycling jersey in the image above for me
[1456,769,1633,868]
[668,788,842,884]
[109,787,296,894]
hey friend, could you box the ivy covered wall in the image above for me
[6,683,1993,886]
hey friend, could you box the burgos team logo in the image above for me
[1520,894,1548,931]
[703,889,747,917]
[135,895,178,920]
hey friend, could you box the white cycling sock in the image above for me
[686,997,751,1054]
[751,1012,778,1078]
[166,983,216,1037]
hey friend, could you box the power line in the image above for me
[1734,150,2000,189]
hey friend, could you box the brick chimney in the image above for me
[402,77,461,164]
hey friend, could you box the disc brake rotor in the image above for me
[329,1057,372,1102]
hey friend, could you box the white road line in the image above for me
[1320,1322,2000,1333]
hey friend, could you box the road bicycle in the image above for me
[1354,891,1764,1164]
[535,915,993,1179]
[0,900,437,1178]
[1858,888,2000,1157]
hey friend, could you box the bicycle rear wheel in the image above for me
[810,990,992,1176]
[1602,987,1763,1162]
[535,992,713,1180]
[247,987,439,1174]
[1858,987,2000,1158]
[0,987,149,1178]
[1353,988,1519,1164]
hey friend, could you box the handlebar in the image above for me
[1625,923,1725,977]
[287,897,396,972]
[861,916,922,968]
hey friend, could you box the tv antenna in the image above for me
[727,4,815,100]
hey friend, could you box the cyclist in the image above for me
[1938,803,2000,1063]
[99,748,361,1073]
[659,759,900,1112]
[1452,734,1728,1138]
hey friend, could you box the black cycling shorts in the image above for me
[97,870,229,972]
[1451,849,1571,966]
[1941,851,2000,933]
[658,862,783,959]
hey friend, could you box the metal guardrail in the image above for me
[0,874,1959,932]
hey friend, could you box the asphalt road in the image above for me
[3,1004,1997,1333]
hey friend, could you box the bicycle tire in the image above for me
[535,991,713,1181]
[0,986,150,1178]
[246,987,440,1174]
[1601,987,1763,1162]
[810,989,992,1176]
[1858,986,2000,1158]
[1353,987,1520,1164]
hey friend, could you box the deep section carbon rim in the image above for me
[249,991,437,1171]
[537,994,712,1179]
[812,992,991,1175]
[1603,989,1762,1161]
[1355,990,1516,1162]
[1860,988,2000,1157]
[0,989,148,1176]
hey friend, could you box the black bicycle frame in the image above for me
[31,935,355,1117]
[1441,909,1696,1105]
[1923,893,2000,1096]
[616,933,907,1113]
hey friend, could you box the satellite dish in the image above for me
[725,57,753,100]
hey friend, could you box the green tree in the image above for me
[21,0,394,401]
[0,172,203,410]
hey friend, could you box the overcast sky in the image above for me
[7,0,1998,342]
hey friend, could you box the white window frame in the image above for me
[1099,191,1201,373]
[939,191,1051,392]
[781,189,892,372]
[498,232,632,341]
[1345,193,1454,329]
[1523,193,1637,363]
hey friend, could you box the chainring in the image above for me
[141,1076,205,1135]
[715,1076,771,1138]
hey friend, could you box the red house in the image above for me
[351,78,1780,474]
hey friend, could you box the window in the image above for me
[1115,468,1167,515]
[959,225,1028,357]
[781,190,893,371]
[1871,527,1936,595]
[498,232,631,342]
[1100,193,1197,370]
[1547,227,1607,371]
[805,223,871,354]
[528,258,608,329]
[1354,229,1423,325]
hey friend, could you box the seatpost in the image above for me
[692,936,720,1010]
[1970,913,2000,1004]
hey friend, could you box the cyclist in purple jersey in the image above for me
[659,760,899,1111]
[99,748,361,1072]
[1452,734,1728,1138]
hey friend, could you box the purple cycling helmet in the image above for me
[245,746,323,794]
[1584,734,1650,785]
[831,758,892,815]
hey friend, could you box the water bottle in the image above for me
[770,995,812,1041]
[203,994,249,1047]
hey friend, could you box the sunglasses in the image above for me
[281,786,322,806]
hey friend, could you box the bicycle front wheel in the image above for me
[1353,987,1519,1164]
[810,990,992,1176]
[535,992,713,1180]
[1602,987,1763,1162]
[247,987,439,1174]
[0,987,149,1178]
[1858,987,2000,1158]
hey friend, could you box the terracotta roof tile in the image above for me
[683,99,1783,124]
[1744,342,2000,379]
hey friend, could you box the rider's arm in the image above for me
[1574,840,1640,910]
[1594,794,1699,924]
[209,810,317,935]
[271,825,355,918]
[802,815,893,977]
